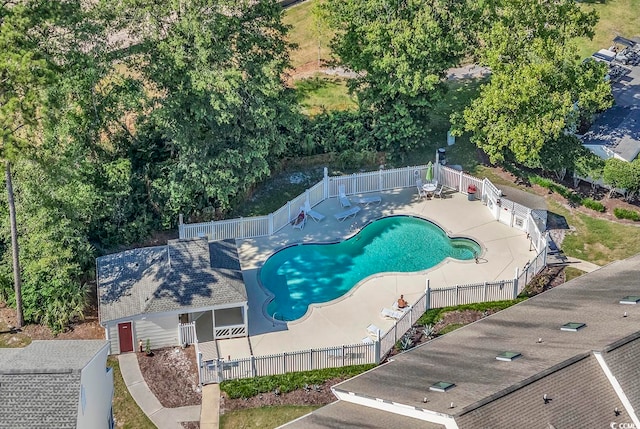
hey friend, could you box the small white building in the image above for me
[97,237,248,354]
[0,340,113,429]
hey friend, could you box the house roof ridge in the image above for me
[456,352,592,416]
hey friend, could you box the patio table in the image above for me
[422,183,437,198]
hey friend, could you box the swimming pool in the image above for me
[260,215,481,321]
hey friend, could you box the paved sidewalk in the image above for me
[564,256,601,273]
[200,384,220,429]
[118,353,201,429]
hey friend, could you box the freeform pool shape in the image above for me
[261,215,481,321]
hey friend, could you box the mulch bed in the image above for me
[219,377,349,414]
[137,346,202,408]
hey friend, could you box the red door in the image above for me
[118,322,134,353]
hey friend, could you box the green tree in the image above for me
[459,0,612,168]
[115,0,299,222]
[321,0,476,155]
[603,158,640,199]
[0,1,59,327]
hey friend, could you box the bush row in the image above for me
[417,299,526,326]
[220,364,376,399]
[614,207,640,221]
[529,176,605,212]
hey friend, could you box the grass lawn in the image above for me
[575,0,640,60]
[547,200,640,266]
[220,405,319,429]
[108,356,156,429]
[564,266,586,283]
[283,0,333,68]
[295,75,357,115]
[405,78,485,166]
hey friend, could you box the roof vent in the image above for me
[561,322,586,332]
[620,296,640,305]
[430,381,455,392]
[496,351,522,361]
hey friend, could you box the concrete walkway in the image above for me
[118,353,202,429]
[563,256,601,273]
[200,385,220,429]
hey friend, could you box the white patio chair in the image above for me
[416,179,428,199]
[434,184,445,199]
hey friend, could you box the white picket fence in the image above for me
[180,162,550,384]
[196,251,548,385]
[180,164,433,240]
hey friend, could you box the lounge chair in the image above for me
[338,184,351,208]
[304,200,325,222]
[292,207,306,230]
[362,336,374,344]
[381,307,404,320]
[353,195,382,206]
[334,205,361,222]
[367,324,382,340]
[392,301,411,312]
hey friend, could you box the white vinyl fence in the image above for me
[196,254,549,385]
[181,163,549,385]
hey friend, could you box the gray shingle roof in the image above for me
[321,253,640,427]
[603,332,640,414]
[582,105,640,162]
[0,340,107,374]
[0,340,108,429]
[97,238,247,323]
[283,401,444,429]
[455,354,629,429]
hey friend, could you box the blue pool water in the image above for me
[260,215,480,321]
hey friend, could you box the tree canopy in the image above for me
[458,0,612,167]
[320,0,477,153]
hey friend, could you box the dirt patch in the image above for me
[220,377,349,414]
[137,346,202,408]
[0,302,104,347]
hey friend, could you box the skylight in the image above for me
[620,296,640,305]
[496,351,522,361]
[430,381,455,392]
[561,322,586,332]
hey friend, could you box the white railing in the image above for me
[179,165,433,240]
[178,322,197,346]
[199,342,379,384]
[214,324,247,339]
[515,248,548,294]
[200,272,549,385]
[186,162,551,385]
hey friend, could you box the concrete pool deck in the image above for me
[215,187,536,361]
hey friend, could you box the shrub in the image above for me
[220,364,376,399]
[581,198,605,212]
[614,207,640,221]
[417,299,525,326]
[529,176,554,188]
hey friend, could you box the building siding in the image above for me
[107,325,120,355]
[77,344,113,429]
[135,314,179,351]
